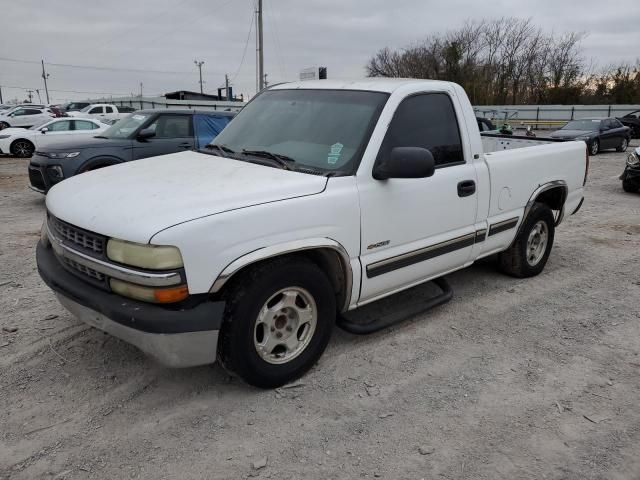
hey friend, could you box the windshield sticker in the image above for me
[328,142,343,165]
[132,114,146,121]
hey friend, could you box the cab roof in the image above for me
[269,78,457,93]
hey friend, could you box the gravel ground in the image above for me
[1,143,639,480]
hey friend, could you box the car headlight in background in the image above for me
[41,152,80,158]
[106,238,184,270]
[627,152,640,167]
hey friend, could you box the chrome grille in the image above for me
[62,257,105,282]
[48,215,105,256]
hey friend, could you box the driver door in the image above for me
[357,93,478,303]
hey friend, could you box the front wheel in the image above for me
[218,257,335,388]
[10,139,35,158]
[616,138,629,152]
[589,140,599,155]
[498,202,555,278]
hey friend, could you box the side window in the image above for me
[147,115,191,138]
[612,119,623,128]
[12,109,26,116]
[378,93,464,168]
[48,120,72,131]
[74,120,97,130]
[105,106,114,113]
[88,107,103,114]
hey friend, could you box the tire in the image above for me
[498,202,555,278]
[622,178,638,193]
[218,257,336,388]
[589,139,599,156]
[10,139,35,158]
[0,122,9,130]
[616,138,629,152]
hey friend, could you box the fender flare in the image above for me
[522,180,568,230]
[78,155,124,173]
[208,238,353,312]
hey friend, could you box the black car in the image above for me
[618,110,640,139]
[620,146,640,193]
[29,109,235,193]
[549,118,631,155]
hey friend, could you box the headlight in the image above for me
[42,152,80,158]
[627,153,640,167]
[0,135,11,139]
[106,238,184,270]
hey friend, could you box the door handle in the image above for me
[457,180,476,197]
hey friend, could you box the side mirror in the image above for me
[40,127,49,134]
[373,147,436,180]
[136,128,155,141]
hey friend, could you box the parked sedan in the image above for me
[549,118,631,155]
[618,110,640,139]
[28,109,235,193]
[0,118,109,157]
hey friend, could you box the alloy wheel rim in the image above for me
[254,287,317,365]
[15,142,31,157]
[526,220,548,266]
[590,142,598,155]
[621,139,628,151]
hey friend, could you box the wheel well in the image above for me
[534,186,566,212]
[10,138,34,149]
[215,248,350,312]
[79,158,121,173]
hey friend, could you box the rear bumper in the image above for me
[37,240,224,367]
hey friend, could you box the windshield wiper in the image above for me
[241,149,296,170]
[204,144,235,157]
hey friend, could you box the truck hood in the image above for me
[46,151,328,243]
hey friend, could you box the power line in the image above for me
[0,84,131,96]
[229,7,255,84]
[0,56,204,75]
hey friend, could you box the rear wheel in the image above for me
[10,139,35,158]
[589,140,599,155]
[622,178,638,193]
[218,257,335,388]
[617,138,629,152]
[498,202,555,278]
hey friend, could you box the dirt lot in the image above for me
[1,144,639,480]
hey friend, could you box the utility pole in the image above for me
[139,82,143,98]
[256,0,264,92]
[225,74,230,100]
[0,85,3,104]
[41,60,50,104]
[263,73,268,88]
[26,90,34,103]
[35,89,42,103]
[194,60,205,94]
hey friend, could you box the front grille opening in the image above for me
[48,215,106,256]
[62,257,105,281]
[28,168,46,191]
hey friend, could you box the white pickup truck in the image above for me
[37,79,587,388]
[67,103,134,121]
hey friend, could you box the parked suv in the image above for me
[0,106,56,129]
[28,109,235,193]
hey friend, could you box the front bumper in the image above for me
[37,240,225,367]
[620,166,640,182]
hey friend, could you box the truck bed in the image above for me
[481,132,567,153]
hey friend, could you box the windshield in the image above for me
[100,113,151,139]
[79,105,93,113]
[211,89,389,174]
[561,120,600,131]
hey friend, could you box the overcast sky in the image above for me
[0,0,638,103]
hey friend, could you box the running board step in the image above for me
[337,277,453,335]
